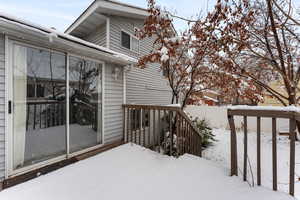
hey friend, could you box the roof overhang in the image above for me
[65,0,148,37]
[0,14,137,66]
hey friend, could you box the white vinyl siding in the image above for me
[104,63,124,143]
[109,16,172,105]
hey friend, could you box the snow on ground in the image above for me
[203,129,300,199]
[0,144,293,200]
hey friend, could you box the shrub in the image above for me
[192,117,216,148]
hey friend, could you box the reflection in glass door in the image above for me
[10,42,104,174]
[12,44,67,170]
[69,56,103,153]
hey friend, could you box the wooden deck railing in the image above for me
[228,107,300,196]
[122,104,202,157]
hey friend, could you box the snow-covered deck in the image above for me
[0,144,293,200]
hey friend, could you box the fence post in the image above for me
[289,118,296,196]
[228,114,238,176]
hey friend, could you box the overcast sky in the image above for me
[1,0,300,33]
[0,0,216,32]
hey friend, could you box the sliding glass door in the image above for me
[10,42,103,173]
[12,44,67,170]
[69,56,103,153]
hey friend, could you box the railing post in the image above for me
[289,118,296,196]
[243,116,248,182]
[228,114,238,176]
[257,116,261,186]
[272,117,277,191]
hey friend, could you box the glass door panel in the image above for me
[12,44,67,170]
[69,56,102,153]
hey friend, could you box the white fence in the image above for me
[185,106,289,133]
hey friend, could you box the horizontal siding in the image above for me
[109,16,172,105]
[84,23,106,47]
[0,34,5,181]
[104,63,124,144]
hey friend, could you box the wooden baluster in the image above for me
[148,109,152,148]
[153,109,156,147]
[164,110,167,153]
[169,111,173,156]
[158,110,161,152]
[142,109,147,147]
[139,108,142,145]
[126,108,130,143]
[228,115,238,176]
[184,120,187,154]
[135,108,139,144]
[257,117,261,186]
[193,129,196,155]
[123,107,126,142]
[289,118,296,196]
[178,114,181,156]
[131,109,134,143]
[272,117,277,191]
[189,125,192,154]
[243,116,247,182]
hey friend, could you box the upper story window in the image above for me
[121,30,139,53]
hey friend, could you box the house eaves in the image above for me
[0,12,137,65]
[65,0,148,37]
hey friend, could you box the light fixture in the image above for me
[112,67,121,80]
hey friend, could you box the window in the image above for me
[121,30,139,53]
[121,31,131,49]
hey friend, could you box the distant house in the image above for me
[258,80,288,106]
[0,0,172,188]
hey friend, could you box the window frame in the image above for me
[120,29,140,54]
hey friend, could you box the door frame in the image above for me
[5,38,105,178]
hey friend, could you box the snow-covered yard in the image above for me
[204,129,300,199]
[0,143,293,200]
